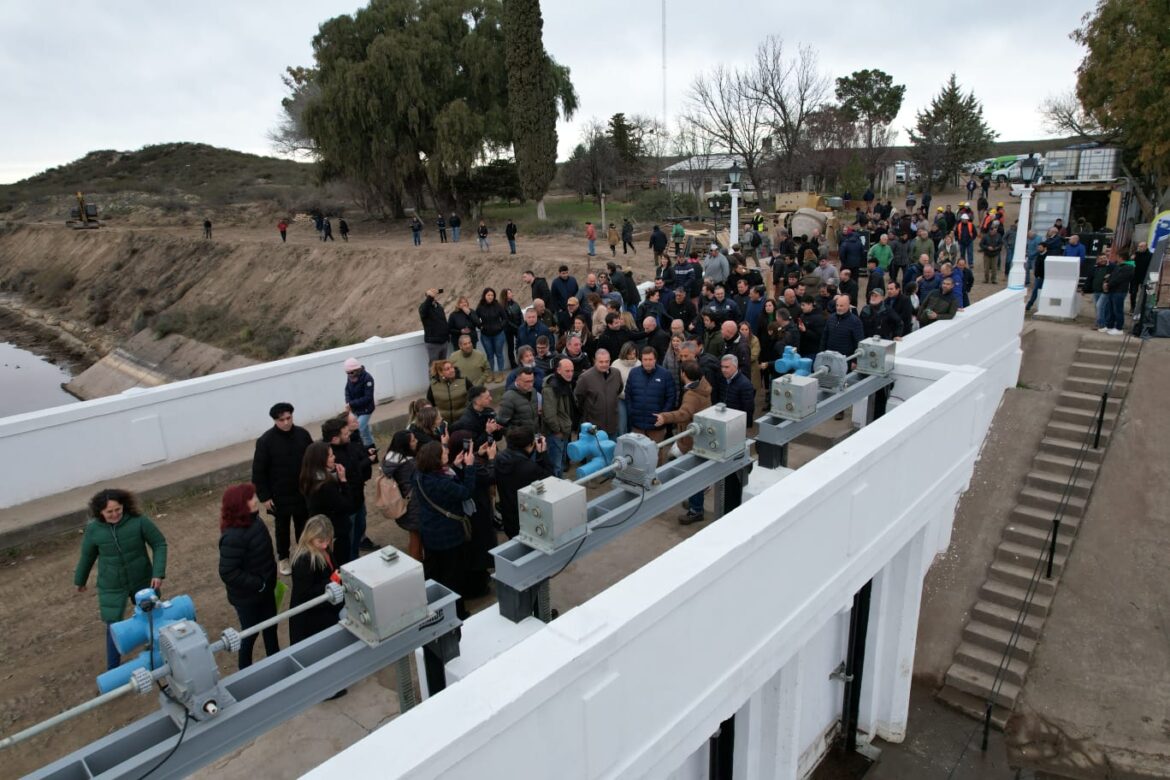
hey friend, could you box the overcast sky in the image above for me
[0,1,1095,184]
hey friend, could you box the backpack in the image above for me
[750,231,762,248]
[374,472,408,519]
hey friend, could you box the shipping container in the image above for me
[1078,148,1121,181]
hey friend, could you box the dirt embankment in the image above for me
[0,222,661,383]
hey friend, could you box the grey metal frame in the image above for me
[491,446,753,622]
[30,582,462,780]
[755,373,893,468]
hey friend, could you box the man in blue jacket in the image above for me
[342,358,376,449]
[516,307,552,353]
[821,295,865,356]
[719,355,755,419]
[838,227,865,276]
[625,346,677,457]
[550,265,580,313]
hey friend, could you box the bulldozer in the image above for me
[66,191,102,229]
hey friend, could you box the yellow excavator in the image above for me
[66,191,101,229]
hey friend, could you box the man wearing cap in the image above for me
[702,243,729,287]
[343,358,376,448]
[252,402,313,575]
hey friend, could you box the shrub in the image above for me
[32,268,77,305]
[152,310,188,338]
[630,190,700,222]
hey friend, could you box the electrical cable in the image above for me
[135,710,191,780]
[548,483,647,581]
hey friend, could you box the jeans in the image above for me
[617,399,628,434]
[960,241,974,266]
[412,232,421,246]
[546,435,566,478]
[356,414,373,448]
[508,239,516,254]
[482,332,506,371]
[232,598,279,669]
[478,237,489,251]
[425,341,448,364]
[1107,291,1127,330]
[687,490,704,514]
[1025,277,1044,310]
[106,623,122,671]
[1094,292,1107,328]
[350,505,367,561]
[452,226,461,242]
[588,239,596,256]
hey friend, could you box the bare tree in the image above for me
[671,119,719,203]
[684,64,770,193]
[745,37,830,190]
[269,67,321,158]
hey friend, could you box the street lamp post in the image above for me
[728,161,742,249]
[1008,154,1041,291]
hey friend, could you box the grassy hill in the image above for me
[0,143,324,218]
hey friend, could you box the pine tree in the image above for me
[835,69,905,186]
[503,0,559,220]
[907,75,996,188]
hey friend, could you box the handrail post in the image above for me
[981,702,993,751]
[1045,518,1061,579]
[1093,392,1108,449]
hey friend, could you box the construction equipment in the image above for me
[66,192,101,229]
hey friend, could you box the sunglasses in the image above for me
[346,370,360,375]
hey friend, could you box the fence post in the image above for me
[1045,519,1061,579]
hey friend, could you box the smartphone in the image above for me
[437,288,445,294]
[462,439,473,453]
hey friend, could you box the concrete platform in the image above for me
[1006,337,1170,778]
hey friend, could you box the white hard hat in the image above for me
[755,208,761,213]
[710,243,718,250]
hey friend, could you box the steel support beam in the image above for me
[491,446,753,622]
[31,582,462,780]
[754,373,893,450]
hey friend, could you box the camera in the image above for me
[437,288,444,294]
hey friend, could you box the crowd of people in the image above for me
[78,195,1149,681]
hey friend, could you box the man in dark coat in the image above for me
[550,265,580,313]
[648,225,669,258]
[838,227,865,275]
[523,270,552,309]
[796,297,826,359]
[1129,241,1152,310]
[251,402,313,572]
[885,281,914,337]
[822,294,865,355]
[451,386,504,447]
[419,288,450,364]
[492,426,555,539]
[719,354,756,417]
[641,316,672,362]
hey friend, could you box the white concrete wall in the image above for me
[0,333,429,508]
[307,359,1004,780]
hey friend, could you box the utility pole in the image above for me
[663,0,671,219]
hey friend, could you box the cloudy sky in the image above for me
[0,1,1095,184]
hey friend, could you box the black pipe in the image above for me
[707,715,736,780]
[1093,392,1108,449]
[981,702,993,751]
[841,580,873,753]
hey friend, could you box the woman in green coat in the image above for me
[73,488,168,670]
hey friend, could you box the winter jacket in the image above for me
[702,253,729,285]
[344,369,376,416]
[1064,242,1087,262]
[1105,260,1135,292]
[625,365,677,431]
[447,309,480,349]
[419,295,449,345]
[505,222,518,239]
[860,303,904,340]
[517,320,552,353]
[493,449,554,538]
[427,374,473,423]
[918,289,958,326]
[666,296,697,331]
[306,477,354,560]
[955,221,977,245]
[218,513,278,607]
[414,466,477,551]
[867,243,893,270]
[886,294,914,337]
[74,515,168,623]
[450,348,490,386]
[252,425,313,503]
[529,277,552,308]
[574,366,624,437]
[838,234,865,272]
[720,371,756,417]
[721,334,751,373]
[542,374,576,437]
[496,387,539,431]
[476,302,507,337]
[643,328,672,362]
[673,261,702,298]
[980,231,1004,257]
[916,274,942,300]
[649,228,669,254]
[656,378,712,454]
[551,276,580,312]
[503,301,523,335]
[891,238,912,269]
[821,311,864,355]
[288,552,340,644]
[909,236,935,264]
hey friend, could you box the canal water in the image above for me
[0,341,77,417]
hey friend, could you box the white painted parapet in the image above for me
[0,334,428,509]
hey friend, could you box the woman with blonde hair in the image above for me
[426,359,472,424]
[409,403,446,448]
[288,515,346,698]
[446,295,480,351]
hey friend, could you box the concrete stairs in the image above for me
[937,338,1136,728]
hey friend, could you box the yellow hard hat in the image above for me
[996,202,1004,207]
[936,207,944,211]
